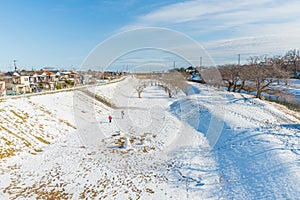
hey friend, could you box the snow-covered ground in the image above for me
[173,83,300,199]
[0,77,299,199]
[289,79,300,102]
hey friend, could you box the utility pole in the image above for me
[238,54,241,65]
[200,57,202,67]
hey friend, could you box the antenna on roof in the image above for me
[13,60,18,71]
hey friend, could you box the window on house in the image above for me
[24,78,28,81]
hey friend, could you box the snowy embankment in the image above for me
[0,92,76,160]
[0,77,299,199]
[171,83,300,199]
[0,78,219,199]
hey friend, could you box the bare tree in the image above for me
[237,65,254,93]
[201,67,223,87]
[172,71,190,96]
[245,56,290,99]
[219,65,239,92]
[156,71,190,98]
[284,49,300,77]
[134,79,147,98]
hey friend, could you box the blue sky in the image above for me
[1,0,300,71]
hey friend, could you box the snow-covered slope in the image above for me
[0,92,76,160]
[171,83,300,199]
[0,77,299,199]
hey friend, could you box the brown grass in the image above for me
[0,125,32,147]
[1,136,12,146]
[146,188,155,194]
[59,119,77,129]
[34,136,51,145]
[0,148,18,159]
[10,110,26,122]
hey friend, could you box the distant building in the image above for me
[0,72,13,93]
[0,81,6,97]
[0,68,102,95]
[10,71,31,94]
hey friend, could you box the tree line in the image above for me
[203,49,299,101]
[132,49,299,110]
[133,71,190,99]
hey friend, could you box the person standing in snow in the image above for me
[108,115,112,123]
[121,110,124,119]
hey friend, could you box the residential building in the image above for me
[11,71,31,94]
[0,81,6,97]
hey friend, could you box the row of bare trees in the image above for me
[283,49,300,76]
[156,72,190,97]
[133,49,299,102]
[134,71,190,98]
[216,54,296,100]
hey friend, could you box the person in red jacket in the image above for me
[108,115,112,123]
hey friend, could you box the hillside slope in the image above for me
[0,78,299,199]
[170,84,300,199]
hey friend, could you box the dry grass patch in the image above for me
[146,188,155,194]
[0,125,32,147]
[34,136,51,145]
[59,119,77,129]
[10,110,27,122]
[0,148,18,159]
[1,136,12,146]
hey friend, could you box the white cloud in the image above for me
[120,0,300,64]
[204,35,300,65]
[123,0,276,28]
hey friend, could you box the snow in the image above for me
[0,77,299,199]
[172,83,300,199]
[288,79,300,102]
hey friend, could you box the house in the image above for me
[0,81,6,97]
[81,73,93,84]
[184,66,205,83]
[60,71,71,80]
[10,71,31,94]
[59,70,81,87]
[0,68,83,95]
[42,71,56,82]
[70,71,81,85]
[28,70,59,92]
[0,72,12,94]
[185,66,197,73]
[42,71,56,90]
